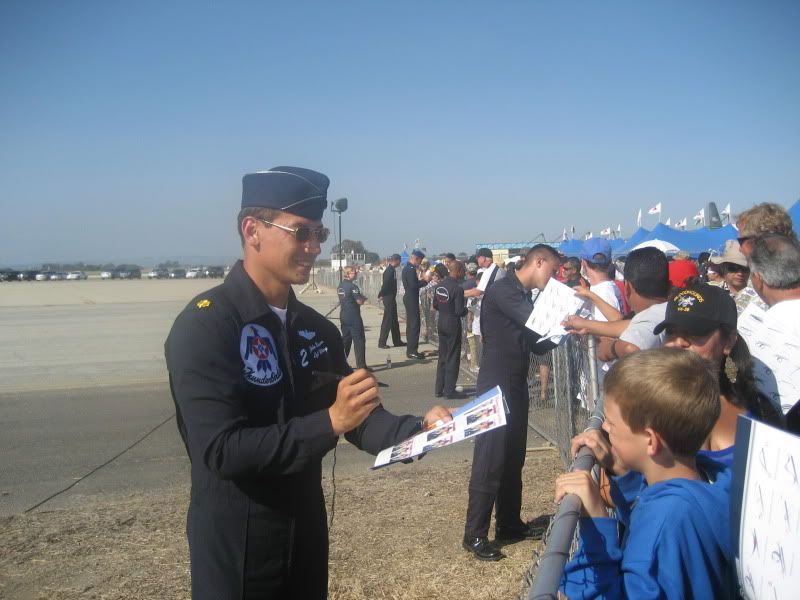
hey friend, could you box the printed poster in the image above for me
[525,277,588,345]
[732,417,800,598]
[372,386,507,469]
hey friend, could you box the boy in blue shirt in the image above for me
[556,347,734,599]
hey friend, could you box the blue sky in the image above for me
[1,1,798,265]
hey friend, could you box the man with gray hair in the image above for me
[743,233,800,431]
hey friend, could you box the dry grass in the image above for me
[0,453,561,600]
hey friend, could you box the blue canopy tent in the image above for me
[789,200,800,232]
[613,224,737,257]
[557,239,585,256]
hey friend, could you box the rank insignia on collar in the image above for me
[196,299,212,309]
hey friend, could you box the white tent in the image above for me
[630,239,681,255]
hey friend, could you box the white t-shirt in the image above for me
[589,280,622,322]
[477,263,505,292]
[269,305,288,326]
[739,298,800,415]
[620,302,668,350]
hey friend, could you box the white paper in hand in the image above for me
[525,278,587,344]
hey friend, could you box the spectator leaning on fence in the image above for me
[580,238,623,322]
[658,284,784,468]
[558,348,734,599]
[745,233,800,431]
[463,247,505,301]
[563,247,670,361]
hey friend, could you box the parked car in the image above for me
[112,265,142,279]
[49,272,66,281]
[204,266,225,278]
[66,271,88,280]
[146,268,169,279]
[17,270,39,281]
[169,268,186,279]
[186,267,205,279]
[100,271,113,280]
[0,269,22,282]
[36,271,54,281]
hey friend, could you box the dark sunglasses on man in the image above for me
[724,263,750,273]
[257,218,330,243]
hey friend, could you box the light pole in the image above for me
[331,197,348,283]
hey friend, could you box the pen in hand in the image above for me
[312,370,389,388]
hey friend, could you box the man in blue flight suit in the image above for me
[377,254,405,349]
[337,266,368,370]
[462,244,560,561]
[402,249,426,359]
[433,260,468,399]
[165,166,452,599]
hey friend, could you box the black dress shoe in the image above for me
[446,391,467,400]
[434,392,444,398]
[462,536,503,561]
[407,352,425,360]
[495,523,541,543]
[394,341,407,347]
[378,344,390,349]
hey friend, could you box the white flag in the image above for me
[636,209,642,227]
[676,217,687,229]
[694,208,705,223]
[562,228,567,241]
[721,203,731,216]
[585,231,593,240]
[600,227,611,236]
[665,217,671,227]
[617,224,622,233]
[648,202,662,215]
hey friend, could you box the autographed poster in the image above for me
[372,386,507,469]
[732,417,800,598]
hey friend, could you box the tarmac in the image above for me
[0,277,545,517]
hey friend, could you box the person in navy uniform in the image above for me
[433,261,468,399]
[462,244,560,561]
[337,266,368,369]
[377,254,405,349]
[402,249,426,359]
[165,166,451,600]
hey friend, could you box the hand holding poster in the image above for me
[525,277,588,344]
[372,386,507,469]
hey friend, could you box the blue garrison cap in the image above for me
[242,166,329,220]
[411,249,425,259]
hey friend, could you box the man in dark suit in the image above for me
[402,249,426,359]
[377,254,405,349]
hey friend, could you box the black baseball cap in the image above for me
[653,284,737,337]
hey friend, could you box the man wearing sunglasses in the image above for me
[165,166,451,600]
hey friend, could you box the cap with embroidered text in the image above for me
[653,284,737,336]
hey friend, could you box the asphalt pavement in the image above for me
[0,277,545,517]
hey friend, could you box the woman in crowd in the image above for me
[655,284,783,468]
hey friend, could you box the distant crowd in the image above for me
[355,201,799,596]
